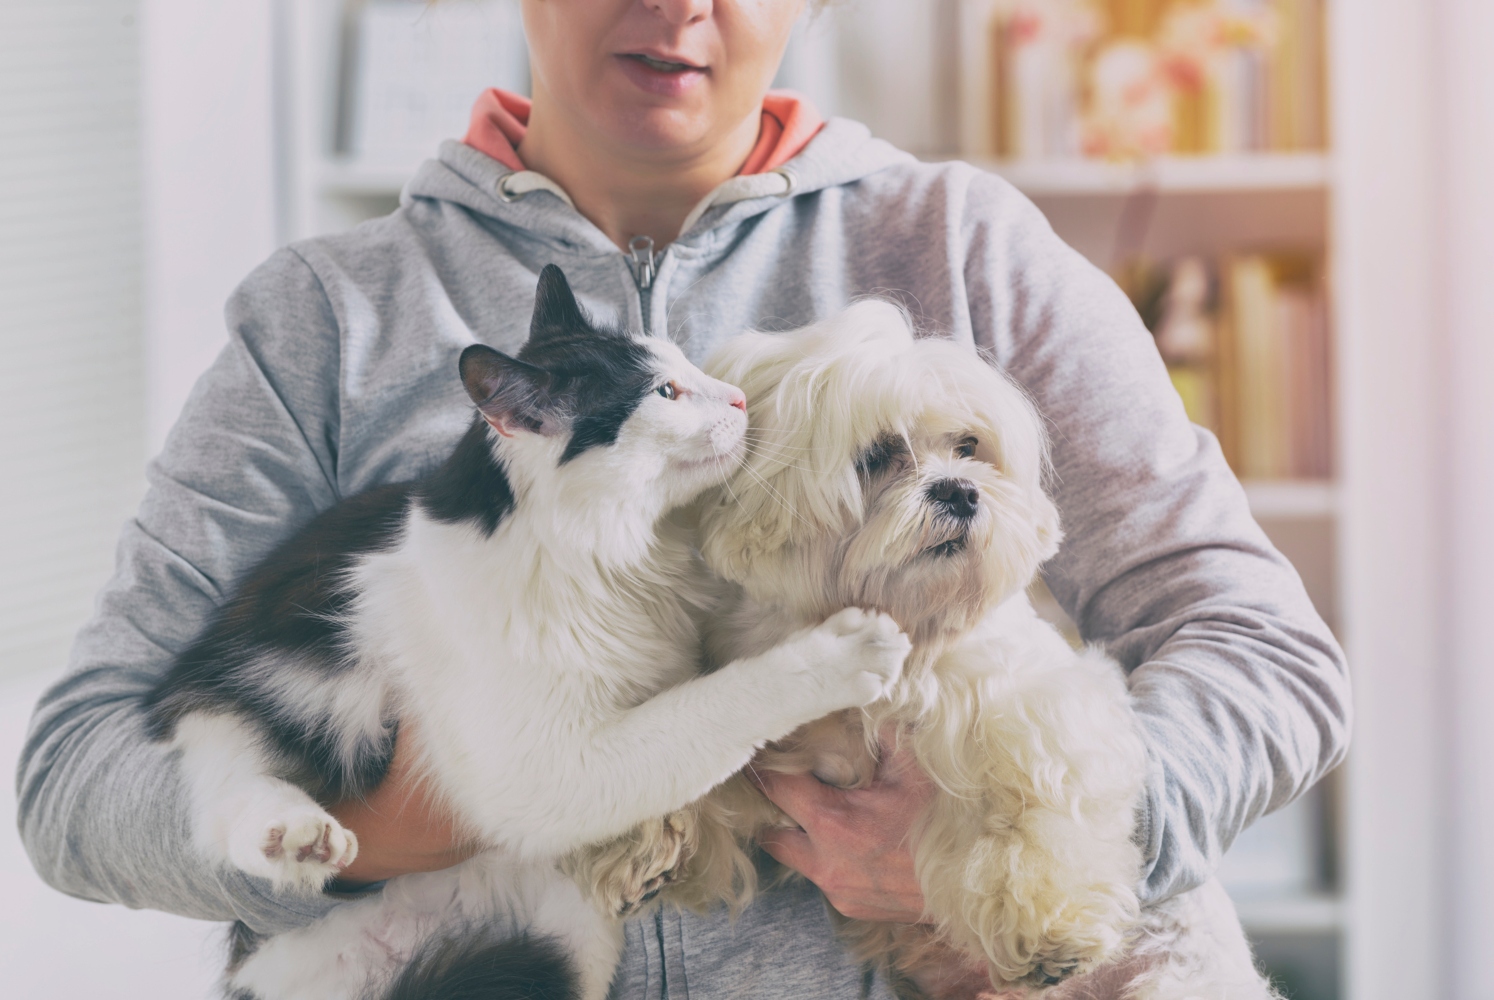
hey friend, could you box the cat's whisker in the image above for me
[734,463,815,530]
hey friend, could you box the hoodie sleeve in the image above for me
[14,248,348,934]
[957,170,1350,903]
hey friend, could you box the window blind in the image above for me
[0,1,146,680]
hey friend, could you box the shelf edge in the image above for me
[967,153,1333,196]
[1233,894,1344,934]
[1243,480,1339,519]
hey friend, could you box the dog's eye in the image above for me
[955,436,978,459]
[857,438,900,477]
[655,381,679,400]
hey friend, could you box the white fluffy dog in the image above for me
[687,302,1275,999]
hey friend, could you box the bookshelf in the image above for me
[273,3,1415,998]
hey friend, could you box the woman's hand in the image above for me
[753,738,1002,998]
[327,733,479,887]
[751,733,934,924]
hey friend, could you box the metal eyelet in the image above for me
[771,168,797,197]
[497,174,520,202]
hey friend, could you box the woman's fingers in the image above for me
[750,767,844,836]
[755,824,817,877]
[749,747,933,925]
[327,731,479,885]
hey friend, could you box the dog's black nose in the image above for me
[928,478,980,519]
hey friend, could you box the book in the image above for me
[1224,252,1332,478]
[1128,252,1332,480]
[980,0,1326,159]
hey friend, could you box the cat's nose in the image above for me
[927,478,980,520]
[726,389,746,412]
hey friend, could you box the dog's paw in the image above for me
[569,811,700,918]
[615,811,698,916]
[229,808,358,892]
[802,607,911,708]
[998,932,1123,992]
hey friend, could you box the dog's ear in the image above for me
[1032,492,1061,562]
[699,358,868,586]
[460,344,562,437]
[698,313,914,584]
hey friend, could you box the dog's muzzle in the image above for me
[926,478,980,520]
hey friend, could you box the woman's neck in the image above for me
[517,84,761,251]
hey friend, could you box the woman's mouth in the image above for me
[617,53,708,97]
[630,54,701,74]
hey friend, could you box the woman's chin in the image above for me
[591,103,719,156]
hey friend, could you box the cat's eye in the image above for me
[955,436,979,459]
[656,381,679,400]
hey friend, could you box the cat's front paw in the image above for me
[796,607,911,710]
[229,808,358,892]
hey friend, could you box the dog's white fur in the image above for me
[171,335,911,1000]
[689,302,1275,999]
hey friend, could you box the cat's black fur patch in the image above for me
[226,920,266,973]
[382,932,578,1000]
[514,265,656,464]
[143,480,412,798]
[418,418,518,535]
[143,263,660,803]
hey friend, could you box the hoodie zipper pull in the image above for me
[628,235,656,336]
[628,235,656,290]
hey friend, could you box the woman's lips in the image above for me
[615,53,708,98]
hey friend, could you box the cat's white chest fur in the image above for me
[351,507,706,858]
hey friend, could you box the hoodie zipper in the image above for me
[628,235,656,336]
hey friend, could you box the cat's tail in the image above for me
[379,932,578,1000]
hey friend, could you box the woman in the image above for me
[17,1,1348,997]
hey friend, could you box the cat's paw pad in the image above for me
[234,810,358,891]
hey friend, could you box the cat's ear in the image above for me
[529,264,591,344]
[459,344,560,437]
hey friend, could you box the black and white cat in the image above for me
[144,266,911,1000]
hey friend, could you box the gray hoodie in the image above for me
[16,119,1348,996]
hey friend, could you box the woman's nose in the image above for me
[645,0,712,27]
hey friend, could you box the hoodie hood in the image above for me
[463,88,825,177]
[401,116,916,257]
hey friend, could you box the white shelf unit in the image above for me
[978,152,1332,196]
[275,3,1468,998]
[282,0,441,240]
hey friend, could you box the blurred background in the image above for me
[1,1,1490,998]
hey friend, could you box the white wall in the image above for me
[1437,0,1494,995]
[1339,2,1494,998]
[141,0,280,453]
